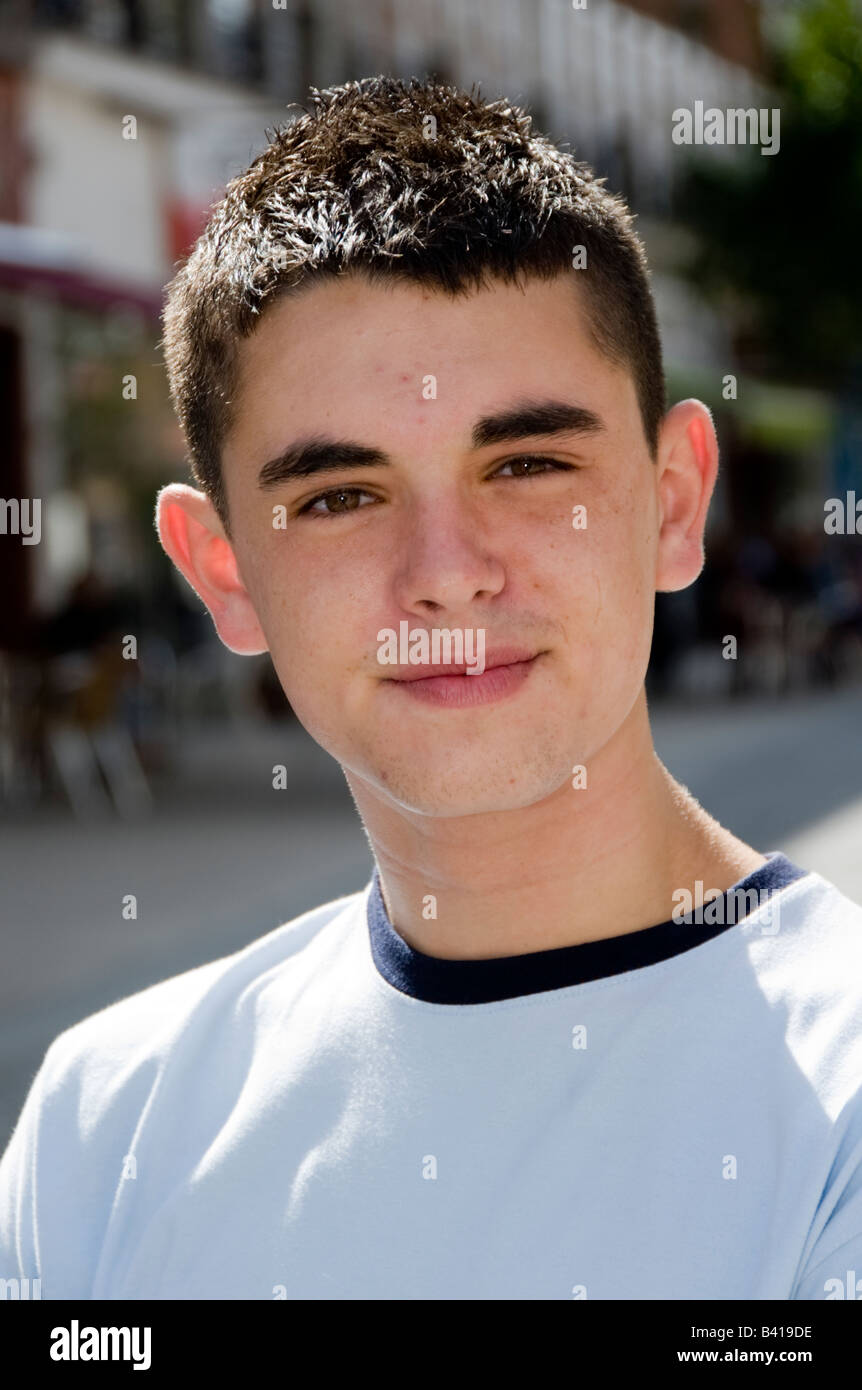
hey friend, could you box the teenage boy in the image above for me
[2,77,861,1301]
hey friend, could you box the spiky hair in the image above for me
[161,75,665,531]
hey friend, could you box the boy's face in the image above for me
[182,272,709,816]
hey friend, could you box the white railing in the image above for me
[380,0,770,206]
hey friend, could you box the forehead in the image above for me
[225,271,636,458]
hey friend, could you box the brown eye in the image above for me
[300,487,374,516]
[493,456,574,478]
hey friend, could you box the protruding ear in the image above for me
[653,400,719,593]
[154,484,269,654]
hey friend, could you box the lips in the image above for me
[384,647,538,681]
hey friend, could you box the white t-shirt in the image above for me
[2,852,862,1300]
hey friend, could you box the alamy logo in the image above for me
[671,883,780,934]
[50,1320,151,1371]
[672,101,780,156]
[0,497,41,544]
[0,1276,41,1299]
[824,492,862,534]
[824,1271,862,1299]
[377,622,486,674]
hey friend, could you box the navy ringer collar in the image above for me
[367,852,807,1005]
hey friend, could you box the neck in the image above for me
[344,691,765,960]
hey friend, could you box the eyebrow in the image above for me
[256,398,605,490]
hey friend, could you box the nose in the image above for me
[390,495,506,616]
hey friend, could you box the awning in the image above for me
[0,222,163,317]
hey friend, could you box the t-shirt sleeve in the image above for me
[0,959,234,1300]
[0,1018,167,1300]
[791,1092,862,1300]
[0,1057,47,1289]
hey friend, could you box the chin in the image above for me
[359,747,575,818]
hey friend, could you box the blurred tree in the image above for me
[674,0,862,392]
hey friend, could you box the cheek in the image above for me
[546,511,655,686]
[545,506,650,612]
[247,540,383,688]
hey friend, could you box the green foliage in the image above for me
[675,0,862,388]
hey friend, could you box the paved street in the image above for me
[2,686,861,1147]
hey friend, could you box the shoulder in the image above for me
[755,865,862,980]
[35,884,368,1114]
[750,865,862,1110]
[0,885,369,1294]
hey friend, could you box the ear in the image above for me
[654,399,719,593]
[155,484,269,655]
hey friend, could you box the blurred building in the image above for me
[0,2,291,646]
[623,0,765,70]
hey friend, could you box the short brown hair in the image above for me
[160,75,665,533]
